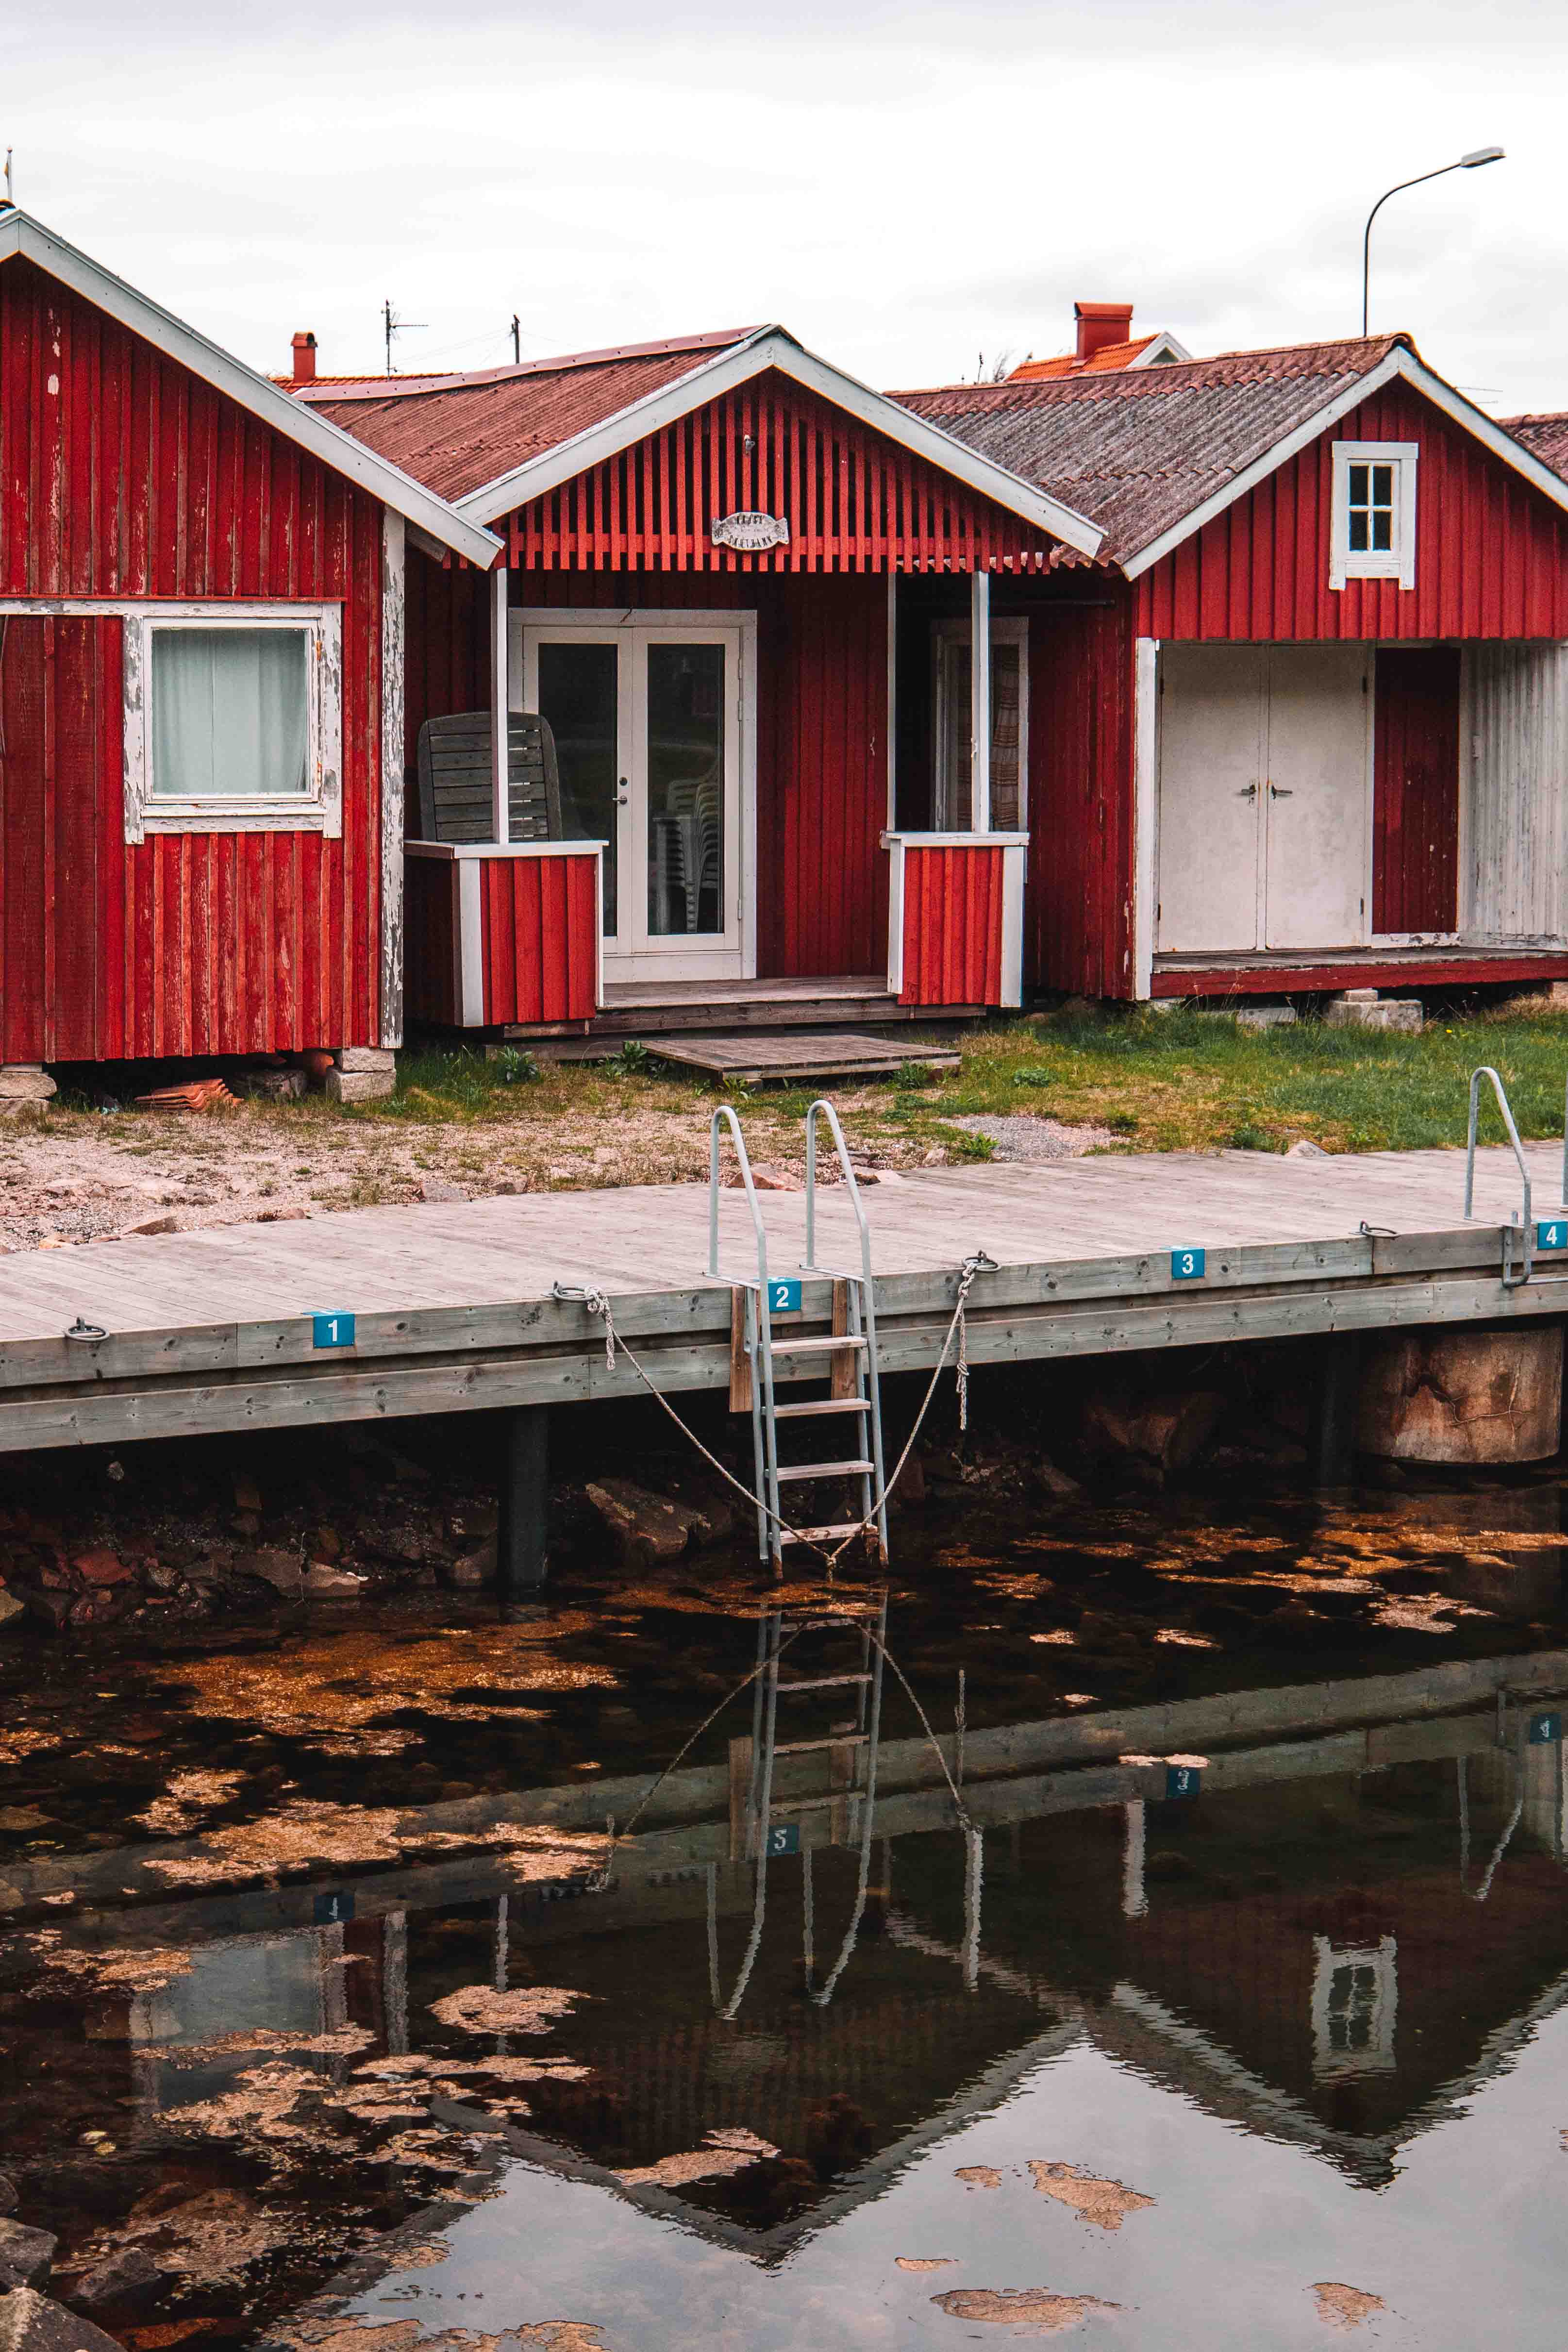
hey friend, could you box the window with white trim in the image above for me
[124,604,342,841]
[1330,441,1418,591]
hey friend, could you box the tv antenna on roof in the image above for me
[3,151,14,208]
[383,296,427,376]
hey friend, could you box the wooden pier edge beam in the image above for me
[2,1261,1568,1451]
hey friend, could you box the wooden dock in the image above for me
[0,1141,1564,1453]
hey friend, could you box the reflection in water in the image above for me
[6,1627,1568,2346]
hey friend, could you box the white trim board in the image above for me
[455,326,1103,559]
[1121,345,1568,580]
[0,207,500,568]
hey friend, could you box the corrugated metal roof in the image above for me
[1503,413,1568,480]
[1010,334,1162,381]
[304,330,761,503]
[895,336,1411,562]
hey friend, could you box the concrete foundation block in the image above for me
[337,1046,398,1075]
[1236,1004,1297,1029]
[0,1065,56,1101]
[325,1066,396,1103]
[1324,996,1423,1033]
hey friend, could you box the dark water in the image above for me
[5,1471,1568,2349]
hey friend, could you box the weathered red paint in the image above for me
[899,844,1003,1005]
[502,372,1062,574]
[1135,381,1568,640]
[1150,954,1568,998]
[0,258,386,1060]
[1373,648,1461,934]
[1022,589,1135,998]
[480,854,599,1024]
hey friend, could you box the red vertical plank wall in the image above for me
[1023,592,1136,998]
[521,569,889,980]
[1373,647,1461,932]
[478,855,599,1024]
[0,257,384,1061]
[403,553,487,826]
[899,846,1004,1004]
[1135,382,1568,640]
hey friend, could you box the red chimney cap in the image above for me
[1074,301,1134,364]
[290,330,317,385]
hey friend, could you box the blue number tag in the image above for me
[314,1889,355,1924]
[766,1822,800,1856]
[1538,1221,1568,1251]
[1171,1249,1206,1282]
[1166,1764,1202,1800]
[768,1279,802,1314]
[1528,1711,1562,1745]
[312,1312,356,1350]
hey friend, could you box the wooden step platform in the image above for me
[646,1029,962,1083]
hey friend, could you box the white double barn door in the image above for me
[1156,644,1372,954]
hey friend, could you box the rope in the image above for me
[555,1249,994,1575]
[1457,1748,1525,1902]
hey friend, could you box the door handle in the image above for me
[1236,784,1257,799]
[1269,784,1294,798]
[617,775,629,806]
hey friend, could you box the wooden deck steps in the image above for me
[644,1030,961,1083]
[0,1142,1560,1453]
[520,974,983,1051]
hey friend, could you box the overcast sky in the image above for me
[8,0,1566,415]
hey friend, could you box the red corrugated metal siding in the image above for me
[403,859,457,1027]
[479,855,599,1024]
[1373,647,1460,932]
[503,375,1061,573]
[900,846,1003,1004]
[0,257,384,1059]
[1023,592,1136,998]
[1135,382,1568,639]
[520,571,889,979]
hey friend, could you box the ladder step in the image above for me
[773,1399,870,1419]
[774,1735,869,1755]
[779,1522,864,1544]
[777,1459,874,1482]
[767,1334,868,1356]
[776,1673,872,1692]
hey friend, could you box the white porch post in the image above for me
[970,567,991,832]
[490,564,510,844]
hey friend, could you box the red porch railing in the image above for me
[405,841,604,1030]
[883,833,1027,1008]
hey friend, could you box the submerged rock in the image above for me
[64,2243,163,2313]
[585,1478,693,1567]
[0,2218,57,2287]
[0,2289,125,2352]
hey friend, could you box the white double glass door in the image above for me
[517,614,748,982]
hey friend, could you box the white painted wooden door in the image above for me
[1262,646,1371,951]
[1156,646,1267,952]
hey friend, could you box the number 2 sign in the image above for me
[767,1279,802,1314]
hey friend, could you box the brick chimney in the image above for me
[1074,301,1134,364]
[290,330,317,385]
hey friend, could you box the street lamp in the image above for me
[1362,147,1505,336]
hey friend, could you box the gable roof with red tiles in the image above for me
[894,334,1568,574]
[1502,413,1568,481]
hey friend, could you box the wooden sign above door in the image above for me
[711,511,791,551]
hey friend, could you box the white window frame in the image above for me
[1330,442,1418,593]
[123,601,343,842]
[1311,1934,1398,2077]
[930,615,1030,832]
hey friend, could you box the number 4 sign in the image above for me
[1538,1219,1568,1251]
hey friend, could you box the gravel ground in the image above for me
[947,1113,1120,1160]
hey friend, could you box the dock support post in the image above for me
[1309,1334,1362,1487]
[496,1404,549,1609]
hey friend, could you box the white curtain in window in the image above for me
[151,629,310,799]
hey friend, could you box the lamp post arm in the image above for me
[1361,161,1465,336]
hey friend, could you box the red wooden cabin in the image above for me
[902,328,1568,1005]
[298,330,1101,1038]
[0,206,497,1102]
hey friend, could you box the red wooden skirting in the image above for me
[501,373,1064,575]
[403,859,458,1028]
[900,845,1004,1006]
[478,855,599,1025]
[0,259,385,1060]
[1151,954,1568,999]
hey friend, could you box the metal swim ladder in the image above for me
[708,1098,889,1574]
